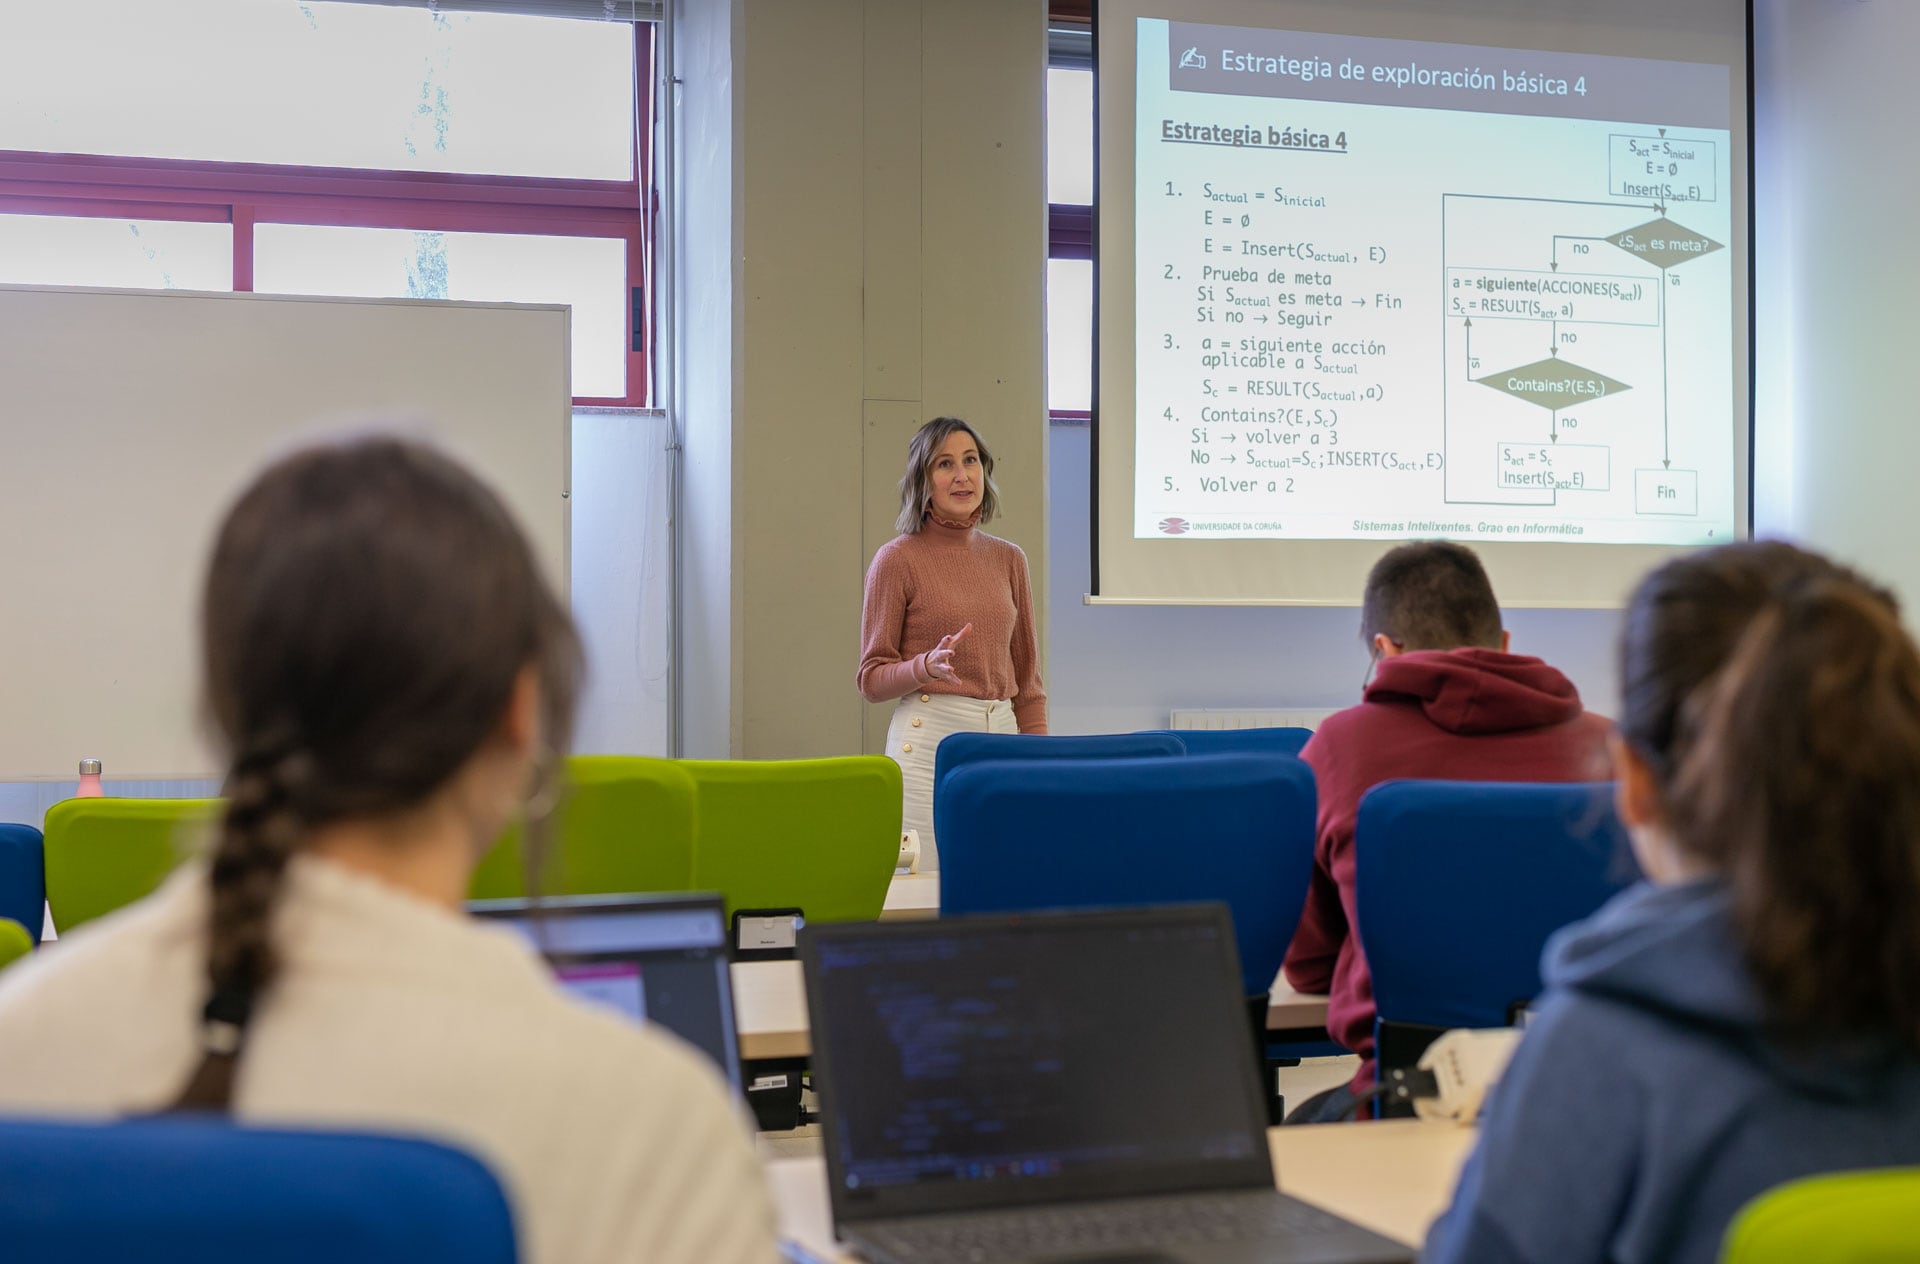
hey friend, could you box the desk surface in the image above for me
[733,965,1329,1063]
[736,874,1331,1061]
[879,873,937,920]
[767,1119,1476,1261]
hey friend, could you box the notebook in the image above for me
[801,904,1410,1264]
[471,893,742,1086]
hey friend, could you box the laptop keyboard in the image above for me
[854,1190,1349,1263]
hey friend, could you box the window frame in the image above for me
[0,21,653,408]
[1048,17,1094,424]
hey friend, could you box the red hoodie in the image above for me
[1283,648,1612,1092]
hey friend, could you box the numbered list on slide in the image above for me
[1131,19,1735,546]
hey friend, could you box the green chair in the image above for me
[0,918,33,973]
[42,798,221,933]
[468,755,698,900]
[1722,1168,1920,1262]
[680,756,901,923]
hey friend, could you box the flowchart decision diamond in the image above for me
[1607,217,1723,270]
[1475,357,1630,410]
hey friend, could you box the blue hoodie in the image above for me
[1421,879,1920,1264]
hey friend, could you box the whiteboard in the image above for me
[0,285,570,780]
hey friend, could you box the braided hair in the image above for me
[171,436,581,1111]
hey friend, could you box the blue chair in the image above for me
[1354,780,1638,1096]
[1151,728,1323,1058]
[931,731,1186,807]
[0,1117,516,1262]
[940,753,1320,1119]
[938,753,1317,1000]
[1145,727,1313,758]
[0,824,42,943]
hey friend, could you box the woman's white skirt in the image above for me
[886,692,1017,872]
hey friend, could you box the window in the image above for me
[0,2,650,405]
[1047,67,1094,205]
[1047,50,1093,420]
[0,2,636,180]
[1047,258,1092,414]
[256,224,630,398]
[0,212,231,291]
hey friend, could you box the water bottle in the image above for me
[76,759,104,799]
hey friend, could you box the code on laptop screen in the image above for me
[812,918,1261,1193]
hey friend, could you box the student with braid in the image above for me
[1424,542,1920,1264]
[0,437,777,1264]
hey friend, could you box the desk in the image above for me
[879,873,937,921]
[736,874,1331,1061]
[733,960,1330,1063]
[881,875,1320,1023]
[766,1119,1476,1261]
[735,960,810,1061]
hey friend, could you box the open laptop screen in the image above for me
[803,905,1274,1222]
[471,894,742,1086]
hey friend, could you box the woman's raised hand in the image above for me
[924,623,972,685]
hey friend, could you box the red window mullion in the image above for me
[232,204,254,292]
[627,217,646,408]
[0,151,639,213]
[0,192,226,222]
[635,22,653,407]
[249,199,636,237]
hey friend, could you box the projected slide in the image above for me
[1132,19,1735,545]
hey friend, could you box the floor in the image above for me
[757,1055,1362,1159]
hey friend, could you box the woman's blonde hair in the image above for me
[895,416,1000,534]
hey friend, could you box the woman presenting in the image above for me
[858,416,1047,870]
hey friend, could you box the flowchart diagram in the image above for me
[1441,129,1723,517]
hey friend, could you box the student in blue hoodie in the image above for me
[1423,541,1920,1264]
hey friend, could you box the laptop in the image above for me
[800,905,1411,1264]
[471,893,742,1085]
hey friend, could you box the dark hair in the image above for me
[1619,541,1920,1046]
[171,435,582,1110]
[895,416,1000,533]
[1359,541,1503,651]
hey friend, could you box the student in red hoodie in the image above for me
[1282,541,1611,1123]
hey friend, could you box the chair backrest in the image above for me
[931,731,1187,805]
[469,756,697,900]
[1355,780,1636,1051]
[42,798,221,933]
[0,823,44,941]
[938,753,1317,997]
[0,1117,515,1262]
[0,919,32,973]
[1143,727,1314,758]
[680,756,901,922]
[1721,1168,1920,1263]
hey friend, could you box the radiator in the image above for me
[1168,707,1341,731]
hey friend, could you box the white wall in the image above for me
[673,0,745,760]
[571,410,673,757]
[1046,422,1624,733]
[1752,0,1920,605]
